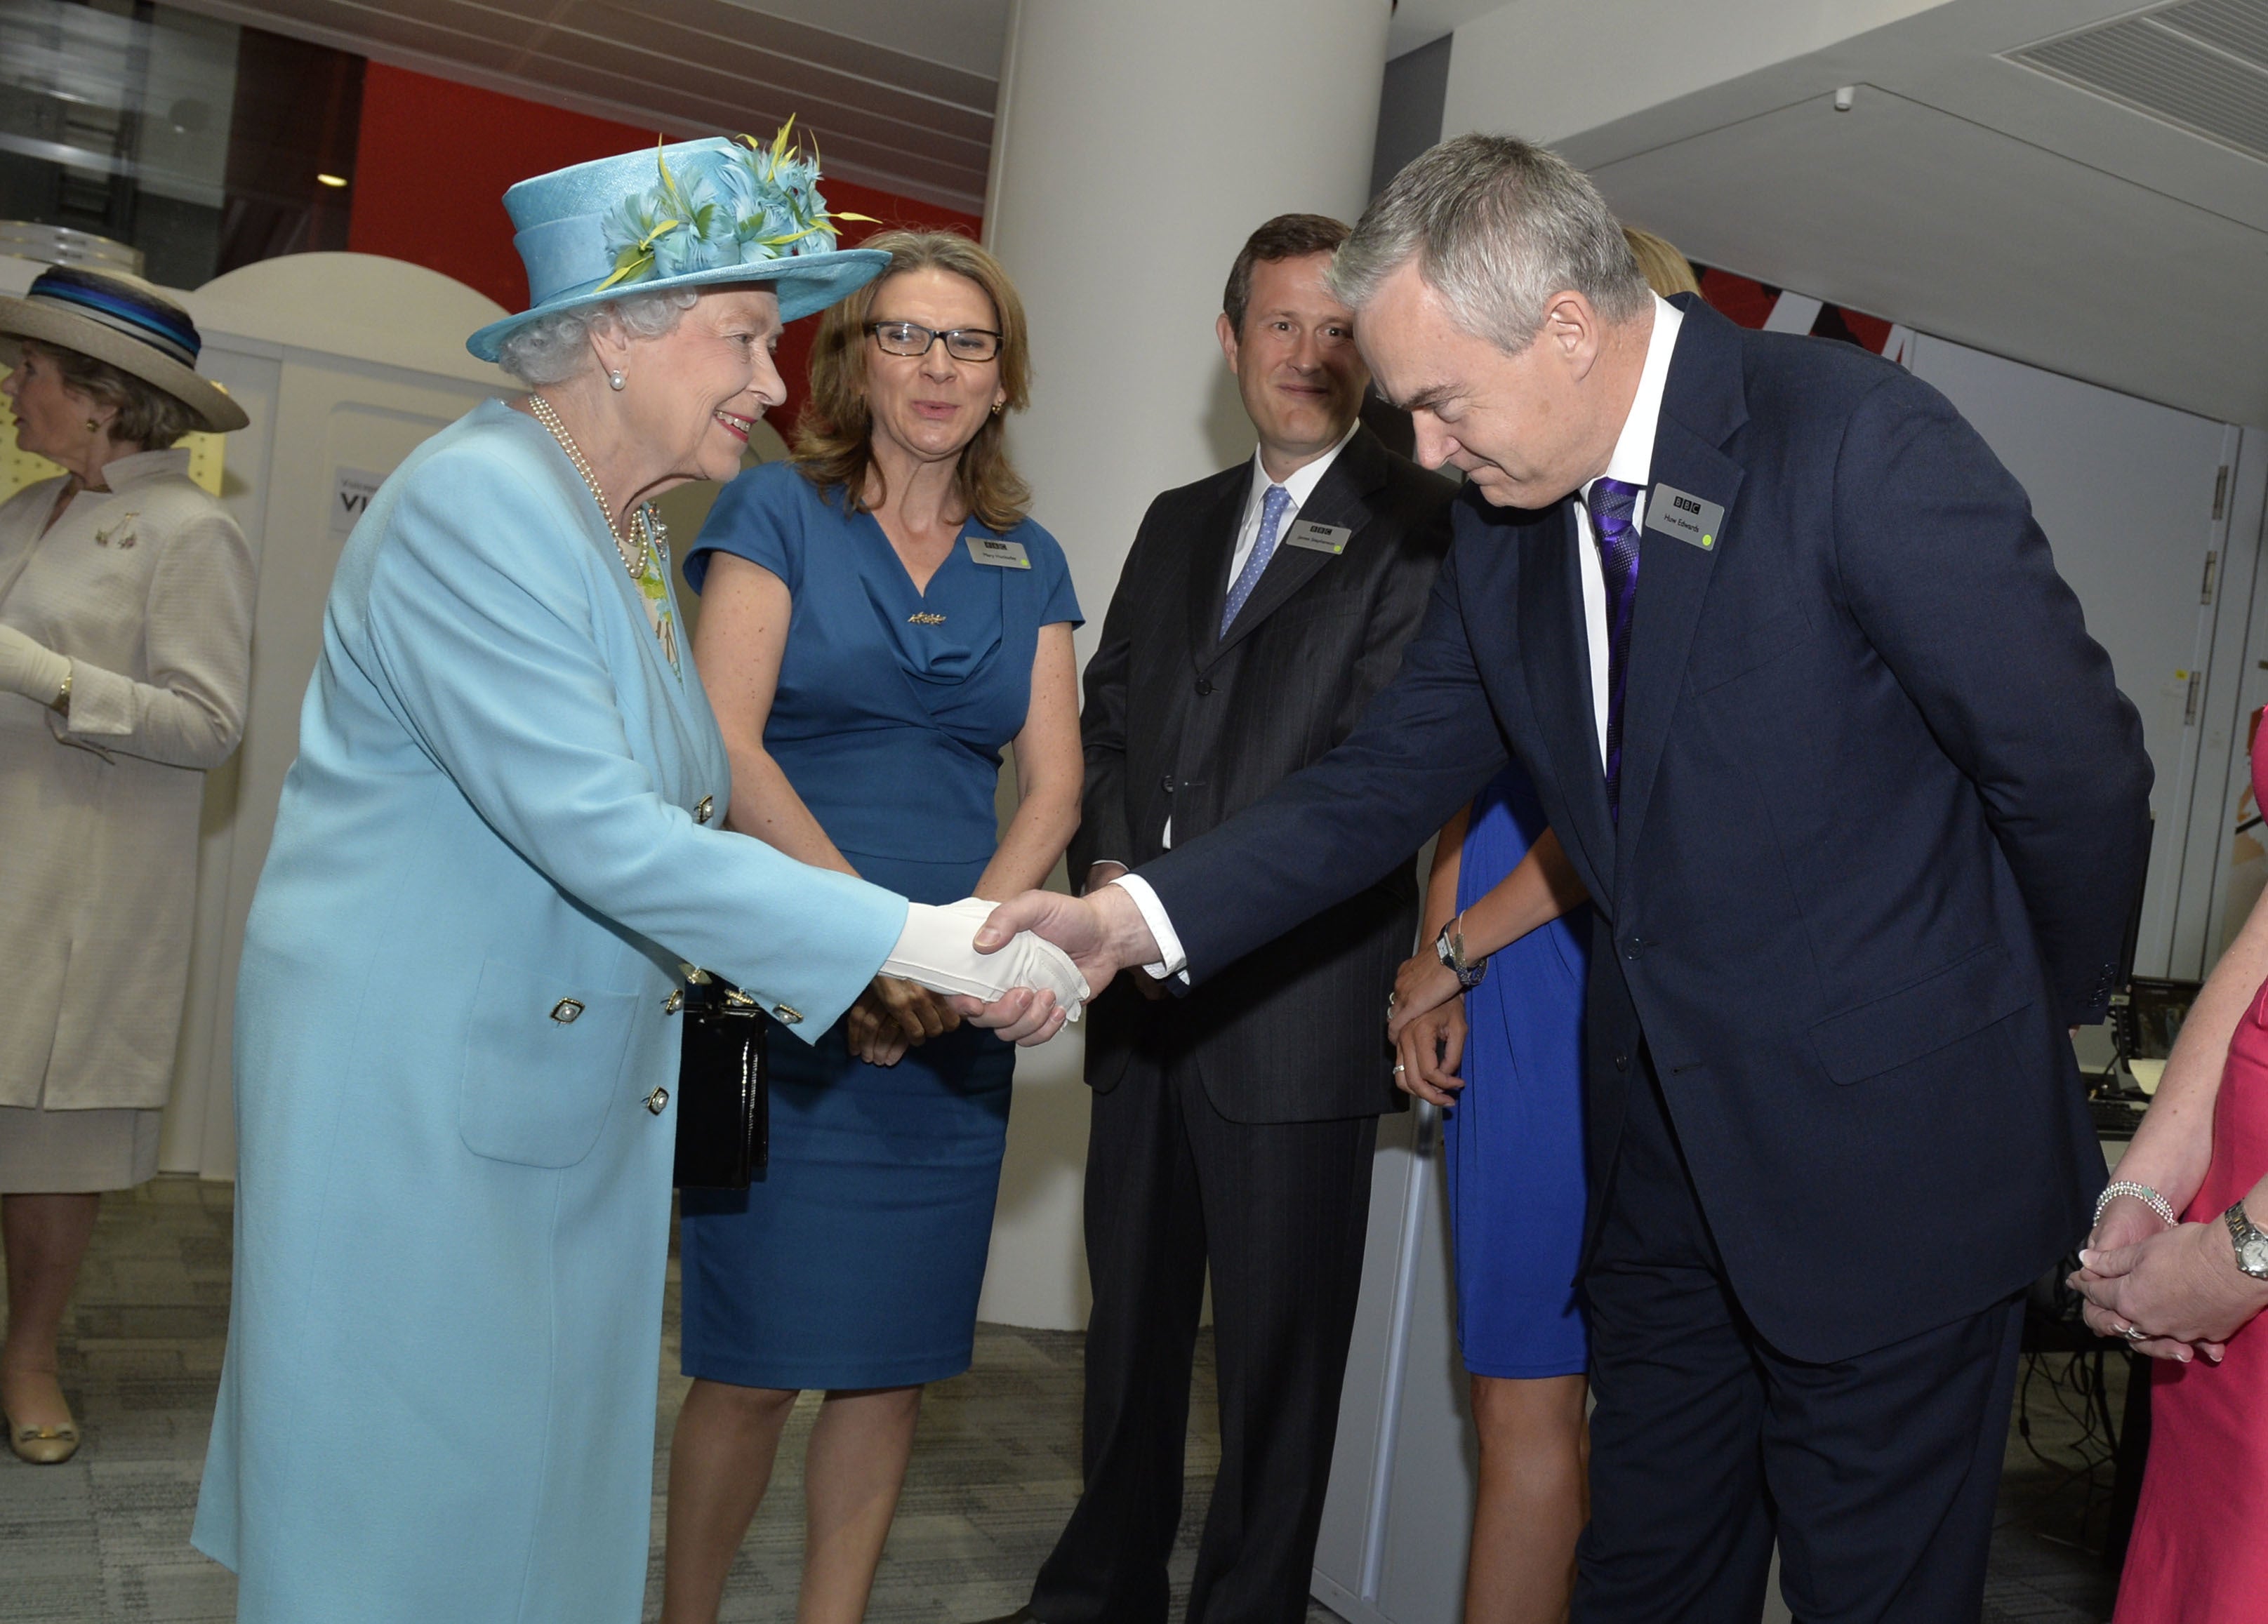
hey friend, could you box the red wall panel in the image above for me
[347,62,668,314]
[346,64,983,430]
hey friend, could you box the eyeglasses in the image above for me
[866,321,1003,363]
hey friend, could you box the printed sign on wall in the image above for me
[331,467,384,539]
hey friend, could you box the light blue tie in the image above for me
[1222,483,1294,636]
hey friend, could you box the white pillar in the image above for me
[975,0,1391,1331]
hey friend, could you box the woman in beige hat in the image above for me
[0,264,254,1465]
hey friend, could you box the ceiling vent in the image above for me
[2008,0,2268,164]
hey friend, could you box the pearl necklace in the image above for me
[526,392,658,580]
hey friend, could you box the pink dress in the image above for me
[2115,884,2268,1618]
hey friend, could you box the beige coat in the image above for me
[0,449,255,1109]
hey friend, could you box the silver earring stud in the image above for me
[608,370,626,391]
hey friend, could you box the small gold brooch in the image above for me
[908,611,946,625]
[95,513,138,548]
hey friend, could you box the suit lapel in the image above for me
[1612,296,1751,877]
[1519,502,1617,903]
[1187,473,1250,668]
[1209,427,1391,664]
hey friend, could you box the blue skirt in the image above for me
[677,853,1013,1390]
[1444,762,1590,1379]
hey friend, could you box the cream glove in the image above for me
[0,624,69,707]
[882,898,1091,1020]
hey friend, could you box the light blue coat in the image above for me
[192,400,905,1621]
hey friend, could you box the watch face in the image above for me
[2243,1235,2268,1278]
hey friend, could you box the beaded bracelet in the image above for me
[2095,1181,2180,1230]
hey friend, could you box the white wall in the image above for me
[1440,0,1946,145]
[972,0,1393,1330]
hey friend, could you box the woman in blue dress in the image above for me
[1389,760,1592,1624]
[664,232,1083,1624]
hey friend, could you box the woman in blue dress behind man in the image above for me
[663,232,1083,1624]
[1392,757,1592,1624]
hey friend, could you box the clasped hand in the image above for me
[950,885,1163,1044]
[2069,1193,2268,1362]
[848,976,960,1067]
[1388,950,1466,1107]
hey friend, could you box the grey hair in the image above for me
[493,286,703,386]
[1330,133,1651,352]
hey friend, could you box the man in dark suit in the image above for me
[1012,214,1454,1624]
[970,140,2152,1622]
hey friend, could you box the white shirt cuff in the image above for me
[1108,874,1189,982]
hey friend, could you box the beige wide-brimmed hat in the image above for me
[0,264,248,433]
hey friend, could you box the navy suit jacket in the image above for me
[1136,295,2154,1362]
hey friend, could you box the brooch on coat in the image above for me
[94,512,138,548]
[908,611,946,625]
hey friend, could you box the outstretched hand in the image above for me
[951,885,1163,1045]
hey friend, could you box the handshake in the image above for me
[883,887,1168,1044]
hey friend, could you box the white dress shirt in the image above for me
[1118,295,1683,975]
[1576,293,1683,766]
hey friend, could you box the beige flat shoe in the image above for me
[6,1412,80,1465]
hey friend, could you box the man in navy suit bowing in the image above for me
[968,135,2151,1622]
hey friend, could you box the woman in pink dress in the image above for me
[2075,744,2268,1622]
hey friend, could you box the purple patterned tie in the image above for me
[1587,477,1642,820]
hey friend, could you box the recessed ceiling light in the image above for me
[317,173,349,188]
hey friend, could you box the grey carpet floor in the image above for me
[1,1178,2125,1623]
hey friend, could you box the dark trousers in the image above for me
[1577,1056,2025,1624]
[1029,1052,1378,1624]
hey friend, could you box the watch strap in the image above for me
[2225,1202,2268,1280]
[1435,918,1487,990]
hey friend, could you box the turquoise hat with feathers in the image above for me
[467,123,889,363]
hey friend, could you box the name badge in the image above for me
[965,535,1031,569]
[1643,484,1725,552]
[1282,520,1353,556]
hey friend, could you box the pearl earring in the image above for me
[608,370,626,391]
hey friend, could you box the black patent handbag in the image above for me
[673,972,769,1190]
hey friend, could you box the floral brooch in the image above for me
[597,120,874,293]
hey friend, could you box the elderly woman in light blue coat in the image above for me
[190,133,1082,1624]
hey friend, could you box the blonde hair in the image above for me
[1622,226,1701,299]
[793,231,1032,531]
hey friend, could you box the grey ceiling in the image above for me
[1536,0,2268,427]
[158,0,1486,217]
[166,0,1004,211]
[2012,0,2268,166]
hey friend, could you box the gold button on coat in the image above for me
[662,989,683,1014]
[773,1004,802,1025]
[646,1087,669,1115]
[549,999,583,1024]
[694,795,714,825]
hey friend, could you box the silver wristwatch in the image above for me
[1435,918,1487,990]
[2225,1201,2268,1280]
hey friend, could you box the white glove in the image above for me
[882,898,1091,1022]
[0,624,69,705]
